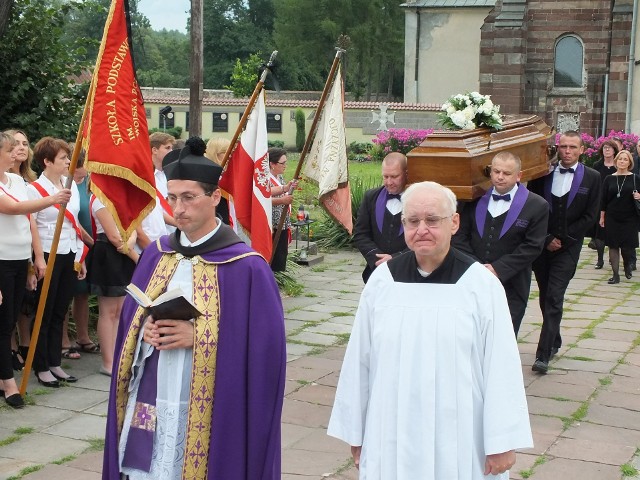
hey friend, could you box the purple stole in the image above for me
[543,163,585,210]
[475,184,529,239]
[121,350,160,471]
[375,188,404,236]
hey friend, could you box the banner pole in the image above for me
[270,48,344,263]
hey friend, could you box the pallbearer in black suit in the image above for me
[453,152,549,335]
[527,131,601,374]
[353,152,408,283]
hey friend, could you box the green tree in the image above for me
[202,0,274,88]
[272,0,404,99]
[295,108,306,151]
[0,0,92,139]
[225,52,262,97]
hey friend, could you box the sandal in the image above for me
[62,347,81,360]
[11,350,24,371]
[75,341,100,354]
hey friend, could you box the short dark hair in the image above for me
[33,137,70,169]
[560,130,583,146]
[268,147,287,165]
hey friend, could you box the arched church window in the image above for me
[554,35,583,88]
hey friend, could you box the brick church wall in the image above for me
[480,0,632,136]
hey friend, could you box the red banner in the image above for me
[82,0,155,239]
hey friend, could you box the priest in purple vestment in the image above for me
[102,138,286,480]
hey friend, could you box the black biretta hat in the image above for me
[164,137,223,186]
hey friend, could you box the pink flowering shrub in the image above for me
[555,130,639,166]
[370,128,434,162]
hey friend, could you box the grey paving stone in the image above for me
[594,390,640,411]
[41,413,106,441]
[0,433,90,464]
[20,464,102,480]
[285,310,332,322]
[289,332,339,346]
[547,436,636,465]
[577,338,633,353]
[286,343,318,358]
[530,457,621,480]
[281,399,332,429]
[282,447,350,476]
[288,383,336,407]
[551,358,617,374]
[586,404,640,430]
[306,322,353,336]
[562,422,640,447]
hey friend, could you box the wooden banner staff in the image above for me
[270,47,345,262]
[220,50,278,170]
[19,95,91,395]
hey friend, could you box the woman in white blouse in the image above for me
[0,133,71,406]
[27,137,87,388]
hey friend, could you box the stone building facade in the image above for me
[480,0,634,135]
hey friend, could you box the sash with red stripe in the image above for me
[157,190,173,216]
[31,182,89,264]
[0,185,30,220]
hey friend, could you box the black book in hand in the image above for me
[125,284,202,320]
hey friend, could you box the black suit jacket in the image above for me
[528,163,601,252]
[453,185,549,283]
[353,186,407,281]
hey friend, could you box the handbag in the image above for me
[633,175,640,217]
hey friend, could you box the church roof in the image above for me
[400,0,495,7]
[140,88,443,112]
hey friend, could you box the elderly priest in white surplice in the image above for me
[328,181,533,480]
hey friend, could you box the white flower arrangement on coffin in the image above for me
[438,91,503,130]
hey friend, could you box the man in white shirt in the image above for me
[353,152,408,282]
[137,133,176,249]
[527,131,601,373]
[453,152,549,335]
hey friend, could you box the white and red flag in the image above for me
[219,90,273,260]
[303,65,352,234]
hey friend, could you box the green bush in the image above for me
[295,108,306,152]
[268,140,285,148]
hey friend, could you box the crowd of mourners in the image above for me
[0,130,258,409]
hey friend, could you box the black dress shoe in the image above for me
[608,275,620,284]
[36,374,60,388]
[594,262,604,269]
[625,272,633,279]
[532,359,549,374]
[5,393,25,409]
[50,371,78,383]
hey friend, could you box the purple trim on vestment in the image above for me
[121,350,159,471]
[544,163,584,210]
[102,235,285,480]
[475,184,529,238]
[375,188,404,236]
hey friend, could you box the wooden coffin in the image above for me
[406,114,554,201]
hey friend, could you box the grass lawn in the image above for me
[283,153,381,208]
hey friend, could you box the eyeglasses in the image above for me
[277,161,287,165]
[402,215,452,229]
[166,192,211,206]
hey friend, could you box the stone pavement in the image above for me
[0,246,638,479]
